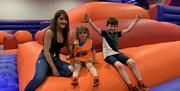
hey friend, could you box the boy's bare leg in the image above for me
[72,63,82,86]
[114,61,139,91]
[114,61,131,84]
[126,59,142,81]
[85,62,99,87]
[127,59,149,90]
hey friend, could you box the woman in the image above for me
[25,10,74,91]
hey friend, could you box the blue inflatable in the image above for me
[0,20,51,38]
[157,5,180,25]
[99,0,149,9]
[0,53,19,91]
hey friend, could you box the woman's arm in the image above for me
[65,39,72,54]
[43,30,60,76]
[65,42,75,64]
[121,14,141,36]
[68,44,74,58]
[84,14,102,35]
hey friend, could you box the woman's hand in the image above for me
[52,68,60,76]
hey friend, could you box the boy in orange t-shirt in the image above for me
[69,25,99,87]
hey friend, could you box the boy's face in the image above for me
[107,24,118,32]
[78,30,88,41]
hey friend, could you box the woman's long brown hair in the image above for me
[50,10,70,43]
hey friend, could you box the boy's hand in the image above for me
[65,55,71,60]
[84,13,90,21]
[136,14,142,20]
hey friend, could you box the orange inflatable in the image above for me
[16,2,180,91]
[35,19,180,52]
[3,34,18,50]
[18,22,180,91]
[0,31,8,45]
[14,30,33,43]
[17,41,180,91]
[68,2,150,22]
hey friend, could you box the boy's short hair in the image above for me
[106,17,118,26]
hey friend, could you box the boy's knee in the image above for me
[114,61,124,69]
[86,63,93,69]
[74,64,81,71]
[68,65,74,72]
[127,59,136,68]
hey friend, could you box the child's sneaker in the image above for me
[138,81,149,91]
[93,76,100,87]
[71,78,79,86]
[128,84,139,91]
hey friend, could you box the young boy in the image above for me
[85,14,149,91]
[70,25,99,87]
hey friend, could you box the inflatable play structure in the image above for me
[150,4,180,25]
[0,2,180,91]
[164,0,180,6]
[100,0,180,25]
[100,0,151,9]
[0,20,50,37]
[0,53,18,91]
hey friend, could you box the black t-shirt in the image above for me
[101,30,121,52]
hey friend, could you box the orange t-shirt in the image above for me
[73,39,93,62]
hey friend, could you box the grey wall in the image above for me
[0,0,96,19]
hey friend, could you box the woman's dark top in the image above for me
[49,36,67,57]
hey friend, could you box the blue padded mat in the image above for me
[150,78,180,91]
[0,53,19,91]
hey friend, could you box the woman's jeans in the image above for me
[25,53,72,91]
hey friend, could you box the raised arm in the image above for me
[121,14,141,36]
[43,30,60,76]
[84,14,102,35]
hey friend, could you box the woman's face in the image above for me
[57,14,67,29]
[78,30,88,41]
